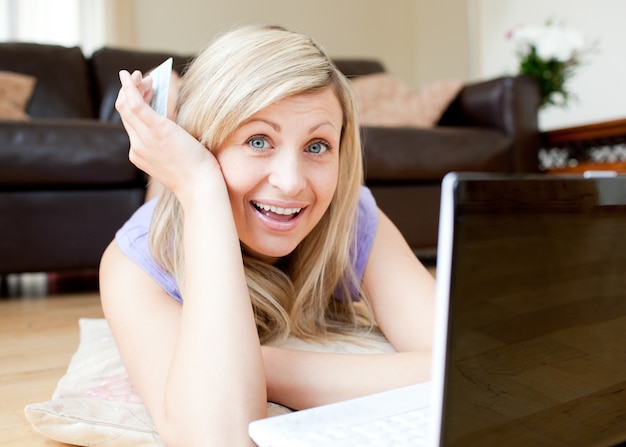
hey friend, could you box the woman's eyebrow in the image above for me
[309,121,340,135]
[242,118,339,135]
[243,118,280,132]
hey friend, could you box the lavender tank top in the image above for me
[115,186,378,303]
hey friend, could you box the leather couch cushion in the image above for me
[362,126,514,181]
[0,189,145,272]
[0,121,140,186]
[90,47,193,123]
[0,43,95,119]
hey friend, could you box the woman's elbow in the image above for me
[154,401,265,447]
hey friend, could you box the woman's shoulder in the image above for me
[356,185,378,244]
[115,198,182,303]
[352,186,378,282]
[117,198,158,238]
[358,186,377,218]
[115,198,158,260]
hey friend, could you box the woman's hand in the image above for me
[115,70,223,202]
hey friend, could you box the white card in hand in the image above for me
[149,58,173,117]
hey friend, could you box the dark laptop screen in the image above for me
[440,174,626,447]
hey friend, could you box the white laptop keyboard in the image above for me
[298,406,430,446]
[249,382,433,447]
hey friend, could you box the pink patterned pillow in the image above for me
[0,71,36,120]
[351,73,462,128]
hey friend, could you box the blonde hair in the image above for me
[149,24,374,344]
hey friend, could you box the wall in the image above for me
[112,0,418,86]
[414,0,471,84]
[106,0,471,89]
[472,0,626,130]
[109,0,624,130]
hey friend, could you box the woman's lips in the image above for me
[250,200,306,228]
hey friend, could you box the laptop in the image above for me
[249,172,626,447]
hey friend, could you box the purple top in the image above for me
[116,186,378,303]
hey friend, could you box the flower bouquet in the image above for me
[508,21,586,108]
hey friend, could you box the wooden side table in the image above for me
[547,160,626,174]
[540,118,626,172]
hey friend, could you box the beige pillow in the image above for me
[25,318,394,446]
[0,71,36,120]
[351,72,463,128]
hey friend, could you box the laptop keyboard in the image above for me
[298,407,430,446]
[249,383,433,447]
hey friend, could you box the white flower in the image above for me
[549,91,566,106]
[511,25,584,62]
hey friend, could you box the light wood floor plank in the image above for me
[0,293,103,446]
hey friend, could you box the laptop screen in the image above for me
[438,173,626,446]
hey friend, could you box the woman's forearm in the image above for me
[262,346,431,410]
[162,183,266,446]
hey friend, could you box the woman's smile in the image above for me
[250,200,306,230]
[251,200,303,221]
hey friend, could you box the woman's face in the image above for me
[217,88,343,264]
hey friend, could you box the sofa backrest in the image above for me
[0,42,95,119]
[332,59,386,78]
[0,41,385,123]
[90,47,193,123]
[90,50,385,124]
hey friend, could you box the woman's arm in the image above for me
[262,208,435,410]
[101,71,266,447]
[363,208,436,354]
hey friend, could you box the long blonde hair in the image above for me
[149,25,374,344]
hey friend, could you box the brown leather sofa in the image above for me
[0,43,541,283]
[341,61,542,258]
[0,43,190,282]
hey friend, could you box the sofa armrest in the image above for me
[438,75,542,172]
[0,120,141,186]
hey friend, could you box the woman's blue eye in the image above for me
[307,141,328,154]
[248,136,268,149]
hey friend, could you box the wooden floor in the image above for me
[0,267,438,446]
[0,291,104,446]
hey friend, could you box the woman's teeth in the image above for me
[253,201,301,216]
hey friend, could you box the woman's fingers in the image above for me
[130,70,155,105]
[117,70,156,121]
[116,70,163,148]
[130,69,143,84]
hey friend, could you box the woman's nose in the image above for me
[268,149,306,196]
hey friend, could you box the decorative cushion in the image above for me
[351,73,463,128]
[0,43,95,119]
[25,318,394,446]
[0,71,36,120]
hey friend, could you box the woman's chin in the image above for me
[241,243,296,265]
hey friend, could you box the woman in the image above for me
[99,24,435,446]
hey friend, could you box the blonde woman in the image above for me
[98,25,435,446]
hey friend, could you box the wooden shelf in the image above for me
[548,160,626,175]
[542,118,626,147]
[540,118,626,170]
